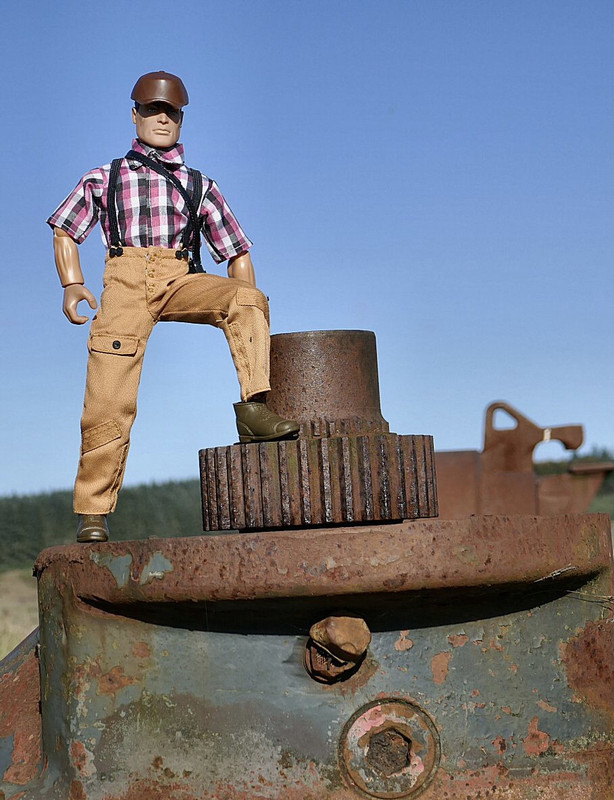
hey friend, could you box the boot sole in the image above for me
[239,430,300,445]
[76,531,109,543]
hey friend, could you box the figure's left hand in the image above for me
[63,284,98,324]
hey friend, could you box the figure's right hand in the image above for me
[63,284,98,324]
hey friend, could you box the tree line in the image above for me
[0,479,203,572]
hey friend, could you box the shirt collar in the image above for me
[128,138,185,170]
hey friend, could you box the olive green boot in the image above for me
[234,401,300,444]
[76,514,109,543]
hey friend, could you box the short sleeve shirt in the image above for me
[47,139,252,264]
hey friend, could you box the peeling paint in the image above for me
[89,552,132,588]
[139,553,174,585]
[561,618,614,718]
[69,779,86,800]
[431,651,452,685]
[0,635,41,787]
[523,716,551,755]
[133,642,151,659]
[448,633,469,648]
[70,741,96,778]
[452,544,479,566]
[394,630,413,652]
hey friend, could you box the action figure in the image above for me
[48,71,298,543]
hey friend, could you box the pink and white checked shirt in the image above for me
[47,139,252,264]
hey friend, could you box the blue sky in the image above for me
[0,0,611,497]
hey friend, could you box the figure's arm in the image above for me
[227,251,256,286]
[53,228,98,324]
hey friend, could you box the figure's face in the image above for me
[132,101,183,148]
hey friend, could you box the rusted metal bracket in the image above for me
[436,400,614,517]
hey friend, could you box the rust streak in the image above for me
[69,779,86,800]
[561,618,614,719]
[97,666,137,696]
[0,647,41,786]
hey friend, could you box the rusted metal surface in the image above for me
[436,401,614,518]
[0,630,42,790]
[200,434,437,530]
[200,330,437,529]
[1,513,612,799]
[2,335,613,798]
[27,515,613,606]
[268,330,390,438]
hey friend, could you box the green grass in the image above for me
[588,491,614,517]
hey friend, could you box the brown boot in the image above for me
[234,401,300,444]
[76,514,109,543]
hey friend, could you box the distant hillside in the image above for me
[0,479,203,572]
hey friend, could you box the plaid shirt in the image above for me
[47,139,252,264]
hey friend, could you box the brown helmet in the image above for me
[131,71,189,111]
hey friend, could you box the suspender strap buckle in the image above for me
[188,258,205,274]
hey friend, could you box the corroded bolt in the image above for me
[304,615,371,684]
[339,699,441,797]
[310,615,372,661]
[365,728,412,777]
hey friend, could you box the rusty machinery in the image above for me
[1,330,612,800]
[436,400,613,519]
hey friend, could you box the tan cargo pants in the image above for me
[73,247,271,514]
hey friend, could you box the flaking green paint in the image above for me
[140,552,174,585]
[90,553,133,588]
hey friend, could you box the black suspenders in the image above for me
[106,151,209,273]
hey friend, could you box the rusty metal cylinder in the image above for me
[268,330,390,437]
[200,329,437,530]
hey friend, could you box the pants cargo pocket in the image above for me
[88,333,139,356]
[89,334,139,356]
[81,420,122,454]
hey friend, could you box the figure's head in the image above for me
[130,71,189,148]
